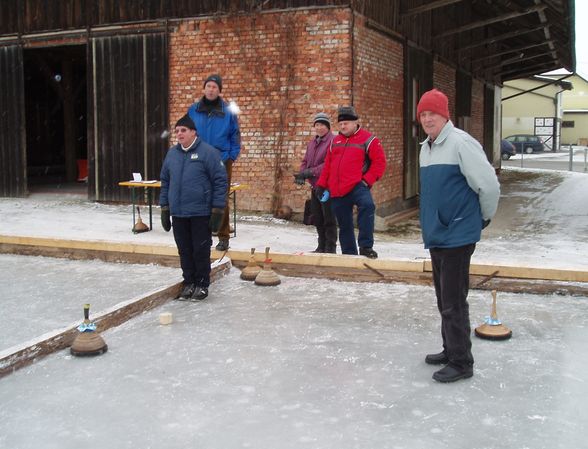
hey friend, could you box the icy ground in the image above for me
[0,165,587,448]
[0,270,587,449]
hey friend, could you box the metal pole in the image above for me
[584,148,587,172]
[520,143,524,168]
[569,144,573,171]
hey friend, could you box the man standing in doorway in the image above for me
[315,106,386,258]
[188,74,241,251]
[417,88,500,383]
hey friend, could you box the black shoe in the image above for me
[324,244,337,254]
[177,283,196,300]
[425,351,449,365]
[311,246,325,253]
[432,364,473,383]
[359,247,378,259]
[215,239,229,251]
[191,287,208,301]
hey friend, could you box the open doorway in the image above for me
[24,45,87,195]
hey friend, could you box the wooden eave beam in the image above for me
[495,50,558,68]
[401,0,465,17]
[457,25,548,53]
[499,60,559,78]
[471,41,553,65]
[435,4,547,38]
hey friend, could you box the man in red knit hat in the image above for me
[315,106,386,258]
[417,88,500,383]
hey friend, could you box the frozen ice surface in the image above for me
[0,254,179,351]
[1,270,587,449]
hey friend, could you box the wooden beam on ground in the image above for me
[0,258,231,379]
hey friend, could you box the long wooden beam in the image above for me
[457,25,548,53]
[435,5,547,38]
[401,0,464,17]
[2,234,587,284]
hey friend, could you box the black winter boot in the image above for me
[359,247,378,259]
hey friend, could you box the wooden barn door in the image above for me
[89,32,168,201]
[0,45,27,197]
[404,45,432,201]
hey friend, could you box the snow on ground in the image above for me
[1,166,587,270]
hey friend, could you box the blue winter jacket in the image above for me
[419,121,500,249]
[160,138,227,217]
[187,98,241,162]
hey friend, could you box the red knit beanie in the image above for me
[416,89,450,122]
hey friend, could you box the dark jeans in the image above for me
[429,244,476,369]
[330,182,375,255]
[310,187,337,251]
[172,216,212,288]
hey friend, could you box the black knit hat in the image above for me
[203,74,222,92]
[175,114,196,130]
[337,106,359,122]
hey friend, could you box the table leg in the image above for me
[147,188,153,230]
[131,187,137,233]
[232,190,237,237]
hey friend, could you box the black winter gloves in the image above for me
[482,219,491,229]
[293,173,305,185]
[209,208,224,234]
[161,206,171,232]
[293,169,313,186]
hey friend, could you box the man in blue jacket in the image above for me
[160,115,228,301]
[187,74,241,252]
[417,89,500,383]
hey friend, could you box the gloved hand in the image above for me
[293,173,305,185]
[482,219,491,229]
[300,168,313,179]
[209,207,224,234]
[161,206,171,232]
[320,190,330,202]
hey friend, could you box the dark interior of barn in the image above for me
[24,45,87,195]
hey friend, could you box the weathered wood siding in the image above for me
[89,33,168,202]
[0,46,26,197]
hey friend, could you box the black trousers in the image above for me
[429,244,476,369]
[310,188,337,251]
[172,216,212,288]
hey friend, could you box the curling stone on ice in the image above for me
[71,304,108,356]
[475,290,512,340]
[254,247,281,286]
[240,247,261,281]
[133,206,149,233]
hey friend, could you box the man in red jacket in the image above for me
[315,106,386,258]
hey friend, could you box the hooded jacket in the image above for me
[187,98,241,162]
[160,138,227,217]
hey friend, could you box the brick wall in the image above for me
[352,15,404,215]
[470,79,485,143]
[169,9,352,213]
[433,60,455,119]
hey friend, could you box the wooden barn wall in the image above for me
[90,32,168,202]
[0,0,348,34]
[0,45,27,197]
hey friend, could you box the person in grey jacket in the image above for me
[160,115,228,301]
[417,89,500,383]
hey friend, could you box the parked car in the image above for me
[500,139,516,160]
[504,134,545,154]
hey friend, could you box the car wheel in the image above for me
[525,146,533,154]
[501,153,510,160]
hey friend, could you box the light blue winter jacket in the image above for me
[160,138,227,217]
[419,121,500,249]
